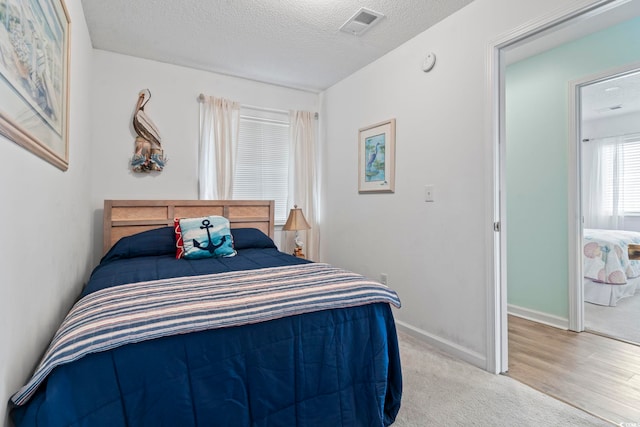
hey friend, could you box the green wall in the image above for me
[506,16,640,318]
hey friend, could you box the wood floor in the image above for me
[507,315,640,425]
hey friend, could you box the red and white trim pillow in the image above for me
[174,218,185,259]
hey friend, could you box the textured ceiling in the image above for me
[81,0,475,92]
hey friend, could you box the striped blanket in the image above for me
[12,263,401,406]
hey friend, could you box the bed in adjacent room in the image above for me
[584,228,640,306]
[10,200,402,427]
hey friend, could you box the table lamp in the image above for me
[282,205,311,258]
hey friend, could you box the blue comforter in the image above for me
[10,228,402,426]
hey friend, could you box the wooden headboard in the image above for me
[103,200,275,254]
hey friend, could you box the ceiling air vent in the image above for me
[340,7,385,36]
[596,104,623,113]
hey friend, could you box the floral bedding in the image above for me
[583,229,640,284]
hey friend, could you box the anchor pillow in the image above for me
[175,215,236,260]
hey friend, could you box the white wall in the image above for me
[0,0,94,424]
[90,51,319,260]
[582,110,640,140]
[320,0,600,367]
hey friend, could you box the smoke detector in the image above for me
[340,7,385,36]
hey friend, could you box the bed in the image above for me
[584,228,640,306]
[10,200,402,426]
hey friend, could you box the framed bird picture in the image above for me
[0,0,71,171]
[358,118,395,193]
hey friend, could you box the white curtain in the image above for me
[582,136,626,229]
[287,111,320,261]
[198,96,240,199]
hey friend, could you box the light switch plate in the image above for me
[425,185,435,202]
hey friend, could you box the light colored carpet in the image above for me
[393,331,610,426]
[585,292,640,344]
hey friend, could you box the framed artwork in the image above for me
[0,0,71,170]
[358,118,395,193]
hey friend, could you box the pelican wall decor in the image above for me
[131,89,167,172]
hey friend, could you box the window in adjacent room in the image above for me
[601,137,640,214]
[233,108,290,224]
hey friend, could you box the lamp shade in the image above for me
[282,205,311,231]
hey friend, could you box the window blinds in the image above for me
[602,137,640,215]
[233,113,290,223]
[621,139,640,214]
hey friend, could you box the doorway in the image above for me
[578,67,640,345]
[493,8,640,420]
[489,0,640,374]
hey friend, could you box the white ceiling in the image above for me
[80,0,475,92]
[581,70,640,121]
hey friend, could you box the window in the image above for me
[601,137,640,214]
[233,109,290,223]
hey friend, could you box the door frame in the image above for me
[487,0,627,374]
[568,62,640,333]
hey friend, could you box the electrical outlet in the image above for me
[380,273,388,285]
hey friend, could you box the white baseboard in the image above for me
[395,320,486,369]
[507,304,568,330]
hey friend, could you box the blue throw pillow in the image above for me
[101,226,176,263]
[230,228,277,250]
[179,216,236,259]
